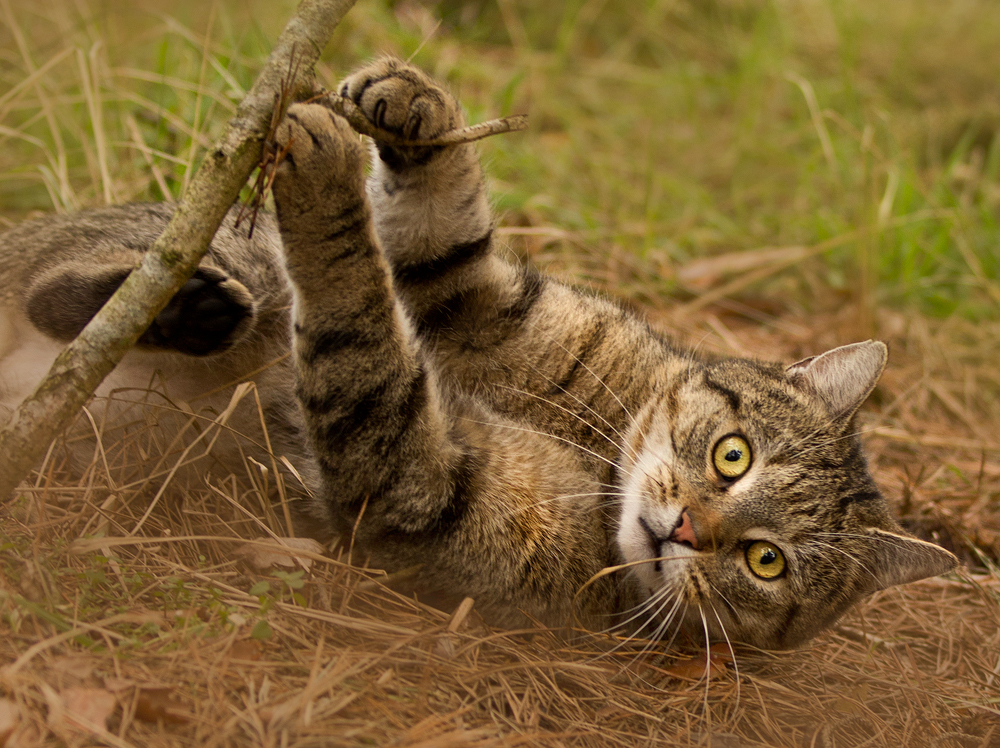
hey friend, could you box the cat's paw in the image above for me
[271,102,367,226]
[139,268,254,356]
[337,58,464,169]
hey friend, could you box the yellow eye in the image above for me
[713,435,752,479]
[746,541,786,579]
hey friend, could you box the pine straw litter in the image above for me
[1,301,999,748]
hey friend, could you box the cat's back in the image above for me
[0,203,296,465]
[0,205,172,418]
[0,204,177,307]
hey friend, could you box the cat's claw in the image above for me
[337,58,464,168]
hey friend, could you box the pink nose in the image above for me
[670,509,699,550]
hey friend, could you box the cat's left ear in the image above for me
[786,340,888,420]
[863,527,959,592]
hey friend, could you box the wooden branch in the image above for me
[322,92,528,146]
[0,0,358,499]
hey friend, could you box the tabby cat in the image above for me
[0,59,957,649]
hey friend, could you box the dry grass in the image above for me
[2,301,999,748]
[3,0,1000,745]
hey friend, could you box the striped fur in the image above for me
[0,59,957,648]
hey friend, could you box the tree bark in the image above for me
[0,0,357,499]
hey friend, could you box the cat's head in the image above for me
[616,341,958,649]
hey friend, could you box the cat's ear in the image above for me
[862,527,959,593]
[786,340,888,420]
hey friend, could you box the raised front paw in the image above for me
[271,103,367,228]
[337,58,464,169]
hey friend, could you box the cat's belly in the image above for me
[1,305,212,416]
[0,304,300,488]
[0,305,64,425]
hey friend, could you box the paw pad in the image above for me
[338,59,463,168]
[140,270,253,356]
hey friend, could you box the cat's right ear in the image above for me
[862,527,959,592]
[786,340,888,421]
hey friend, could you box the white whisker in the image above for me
[457,416,623,471]
[698,605,713,723]
[792,426,881,460]
[496,381,635,462]
[603,587,684,671]
[530,327,635,421]
[708,599,740,710]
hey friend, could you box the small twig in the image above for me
[834,624,900,650]
[319,91,528,147]
[235,91,527,235]
[447,597,476,633]
[236,44,304,238]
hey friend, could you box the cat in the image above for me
[0,58,957,649]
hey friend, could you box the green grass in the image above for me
[2,0,999,320]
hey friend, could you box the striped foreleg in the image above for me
[268,105,624,628]
[335,59,504,323]
[270,102,477,544]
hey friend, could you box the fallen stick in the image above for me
[0,0,358,500]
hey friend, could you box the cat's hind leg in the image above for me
[25,259,256,356]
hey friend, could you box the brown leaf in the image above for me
[50,687,117,735]
[665,649,731,681]
[134,688,191,725]
[708,642,735,661]
[102,678,135,694]
[664,658,712,680]
[0,698,18,746]
[235,537,324,571]
[229,638,263,661]
[49,655,96,684]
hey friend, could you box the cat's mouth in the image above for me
[637,516,663,570]
[638,509,694,573]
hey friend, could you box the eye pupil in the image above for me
[713,435,752,479]
[746,540,785,579]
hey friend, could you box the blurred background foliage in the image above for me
[1,0,998,322]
